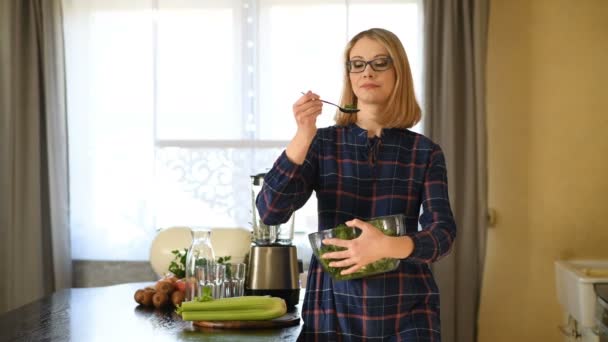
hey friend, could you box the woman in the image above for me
[256,28,456,341]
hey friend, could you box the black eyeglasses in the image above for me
[346,57,393,73]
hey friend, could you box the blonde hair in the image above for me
[335,28,421,129]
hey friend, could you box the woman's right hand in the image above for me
[293,91,323,140]
[286,91,323,165]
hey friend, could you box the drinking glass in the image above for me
[224,263,247,298]
[196,263,226,300]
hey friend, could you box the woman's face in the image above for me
[348,37,396,107]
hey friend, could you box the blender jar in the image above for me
[276,213,295,245]
[251,173,277,245]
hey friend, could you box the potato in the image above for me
[155,280,175,295]
[171,291,185,307]
[152,292,169,309]
[141,289,155,307]
[134,289,145,304]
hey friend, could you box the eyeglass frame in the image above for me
[345,56,393,73]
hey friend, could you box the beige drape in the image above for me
[0,0,71,314]
[422,0,489,341]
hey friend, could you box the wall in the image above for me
[479,0,608,341]
[0,0,13,315]
[72,260,156,288]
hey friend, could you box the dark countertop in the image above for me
[0,282,302,342]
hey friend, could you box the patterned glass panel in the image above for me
[155,146,284,229]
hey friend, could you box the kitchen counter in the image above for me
[0,282,302,341]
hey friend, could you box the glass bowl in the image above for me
[308,214,406,281]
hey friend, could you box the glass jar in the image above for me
[184,228,215,301]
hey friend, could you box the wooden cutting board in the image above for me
[192,311,300,329]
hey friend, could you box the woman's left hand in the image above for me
[321,218,391,275]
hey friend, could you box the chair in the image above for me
[149,226,251,278]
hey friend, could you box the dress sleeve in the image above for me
[406,143,457,263]
[255,136,319,225]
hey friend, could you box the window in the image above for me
[63,0,423,260]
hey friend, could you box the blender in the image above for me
[245,173,300,307]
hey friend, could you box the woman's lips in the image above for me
[360,83,379,89]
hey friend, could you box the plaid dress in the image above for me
[257,124,456,341]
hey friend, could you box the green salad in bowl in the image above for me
[308,214,406,281]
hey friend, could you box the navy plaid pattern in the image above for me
[257,124,456,341]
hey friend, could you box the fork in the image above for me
[300,92,359,114]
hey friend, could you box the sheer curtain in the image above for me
[0,0,70,314]
[423,0,490,341]
[62,0,424,263]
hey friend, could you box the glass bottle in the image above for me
[184,228,215,301]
